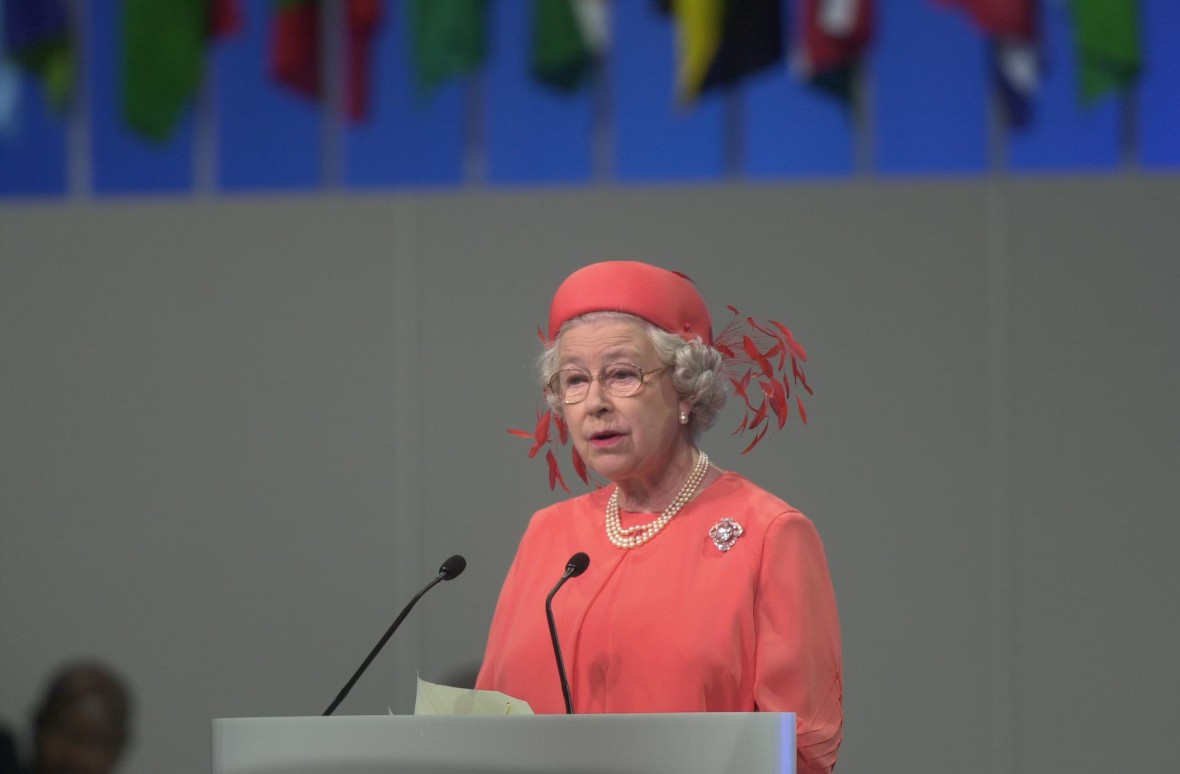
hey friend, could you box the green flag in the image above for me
[1071,0,1141,104]
[531,0,605,94]
[121,0,206,142]
[532,0,593,93]
[410,0,488,96]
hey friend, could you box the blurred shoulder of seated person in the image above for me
[29,662,132,774]
[1,723,19,774]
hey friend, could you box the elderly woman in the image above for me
[476,261,842,774]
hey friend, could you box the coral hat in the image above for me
[547,261,713,345]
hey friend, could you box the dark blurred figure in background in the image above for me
[0,724,19,774]
[26,662,132,774]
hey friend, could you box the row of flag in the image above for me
[940,0,1141,126]
[1,1,1143,143]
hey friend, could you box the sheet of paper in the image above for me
[414,675,533,716]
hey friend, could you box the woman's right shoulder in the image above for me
[530,489,606,525]
[512,489,608,556]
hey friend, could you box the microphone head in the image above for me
[439,554,467,580]
[566,552,590,578]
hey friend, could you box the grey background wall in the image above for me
[2,176,1178,773]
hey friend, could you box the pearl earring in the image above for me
[679,411,689,425]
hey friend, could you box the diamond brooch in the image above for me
[709,518,744,552]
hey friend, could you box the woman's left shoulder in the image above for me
[708,470,805,513]
[703,471,817,534]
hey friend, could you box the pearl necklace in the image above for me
[605,450,710,550]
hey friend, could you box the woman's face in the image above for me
[555,318,693,491]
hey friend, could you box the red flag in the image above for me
[269,1,383,122]
[796,0,874,101]
[936,0,1034,37]
[210,0,244,37]
[270,0,320,100]
[345,0,382,121]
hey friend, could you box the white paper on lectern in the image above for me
[413,675,533,715]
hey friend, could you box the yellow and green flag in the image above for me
[3,0,74,112]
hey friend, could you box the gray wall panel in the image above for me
[2,177,1177,774]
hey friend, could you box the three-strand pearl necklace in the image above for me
[605,450,710,550]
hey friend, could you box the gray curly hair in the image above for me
[537,311,727,439]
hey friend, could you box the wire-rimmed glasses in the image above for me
[548,363,671,404]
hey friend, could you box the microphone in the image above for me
[545,552,590,715]
[322,554,467,715]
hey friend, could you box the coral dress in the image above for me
[476,471,843,773]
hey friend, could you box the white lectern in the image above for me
[212,713,796,774]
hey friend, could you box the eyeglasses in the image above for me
[548,363,672,404]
